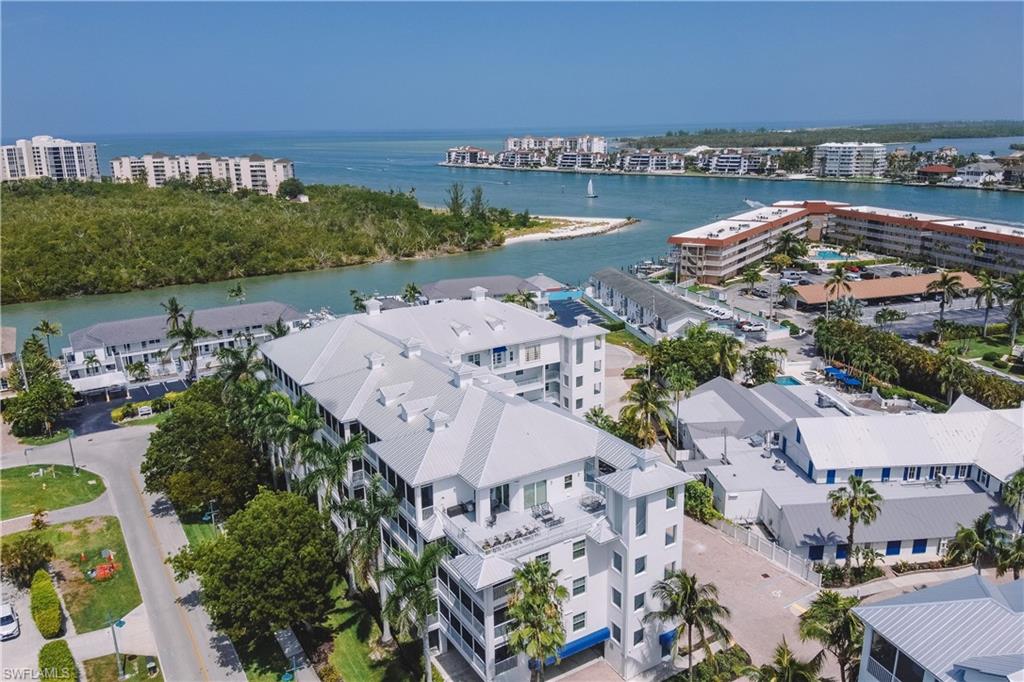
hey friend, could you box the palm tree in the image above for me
[973,271,1005,338]
[337,472,397,625]
[214,343,264,391]
[618,378,671,448]
[167,312,213,382]
[936,347,971,405]
[161,297,186,333]
[831,296,863,322]
[502,290,537,309]
[873,307,906,332]
[828,476,882,579]
[280,394,325,490]
[1004,273,1024,353]
[745,639,829,682]
[299,434,366,510]
[711,334,743,379]
[643,570,731,682]
[996,536,1024,580]
[926,272,964,325]
[824,266,851,321]
[507,559,570,682]
[798,591,862,682]
[773,231,808,260]
[379,542,449,682]
[125,361,150,382]
[266,316,290,339]
[664,364,696,452]
[741,267,764,294]
[402,282,422,304]
[84,355,101,373]
[227,283,246,304]
[33,319,62,357]
[946,512,1008,573]
[1001,469,1024,534]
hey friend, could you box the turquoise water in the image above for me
[3,130,1022,349]
[775,376,802,386]
[814,250,849,260]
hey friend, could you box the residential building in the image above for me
[853,575,1023,682]
[1,327,17,400]
[589,268,719,339]
[619,150,685,172]
[813,142,888,177]
[700,148,778,175]
[495,150,546,168]
[1,135,100,182]
[915,164,956,182]
[504,135,607,154]
[556,151,609,170]
[676,378,1020,562]
[258,304,689,681]
[954,161,1005,187]
[446,146,492,165]
[61,301,306,394]
[419,277,547,310]
[110,152,296,194]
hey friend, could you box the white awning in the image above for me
[69,371,128,393]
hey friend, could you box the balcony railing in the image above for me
[867,657,894,682]
[494,656,518,676]
[436,580,485,637]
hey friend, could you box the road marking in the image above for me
[130,471,211,682]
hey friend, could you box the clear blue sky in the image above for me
[3,2,1022,136]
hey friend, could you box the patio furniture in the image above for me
[486,513,497,528]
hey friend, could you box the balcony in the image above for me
[494,656,518,676]
[866,657,894,682]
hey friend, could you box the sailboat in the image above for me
[586,178,598,198]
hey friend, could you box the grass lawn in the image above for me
[948,334,1012,360]
[4,516,142,633]
[179,512,219,546]
[19,428,71,446]
[118,412,171,428]
[83,653,164,682]
[606,330,651,356]
[235,635,290,682]
[1,465,106,520]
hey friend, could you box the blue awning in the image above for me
[659,629,678,646]
[530,628,610,668]
[492,346,508,354]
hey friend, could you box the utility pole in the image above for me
[105,612,126,679]
[67,429,79,475]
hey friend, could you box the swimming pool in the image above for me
[814,249,849,261]
[775,376,802,385]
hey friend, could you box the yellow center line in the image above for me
[130,470,211,682]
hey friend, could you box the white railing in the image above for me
[712,519,822,587]
[494,656,519,676]
[436,581,485,637]
[867,657,894,682]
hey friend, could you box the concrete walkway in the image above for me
[275,628,318,682]
[1,491,114,534]
[66,603,158,664]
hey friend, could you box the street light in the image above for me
[67,428,79,475]
[105,611,127,680]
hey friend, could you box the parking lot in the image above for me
[59,379,187,436]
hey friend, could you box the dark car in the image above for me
[799,279,813,286]
[890,271,905,277]
[861,272,877,280]
[922,266,938,274]
[809,267,825,275]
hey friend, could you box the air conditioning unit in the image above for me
[772,459,786,471]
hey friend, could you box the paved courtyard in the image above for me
[603,343,640,417]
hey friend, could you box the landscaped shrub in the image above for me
[30,569,63,639]
[599,320,626,332]
[668,645,751,682]
[993,360,1010,370]
[781,320,803,336]
[150,396,169,412]
[0,533,55,587]
[684,480,721,523]
[983,351,1002,362]
[623,365,648,380]
[38,639,78,681]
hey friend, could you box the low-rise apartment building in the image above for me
[676,378,1020,563]
[446,146,492,165]
[2,135,101,182]
[504,135,607,154]
[496,150,546,168]
[556,151,609,170]
[853,575,1023,682]
[813,142,888,177]
[619,150,685,172]
[258,302,689,681]
[110,152,296,194]
[589,268,713,338]
[62,301,305,393]
[699,148,778,175]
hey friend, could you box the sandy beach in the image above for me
[503,215,638,244]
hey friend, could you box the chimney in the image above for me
[636,449,660,472]
[364,299,382,316]
[427,410,450,432]
[402,337,423,358]
[469,286,487,302]
[575,314,590,328]
[366,351,385,369]
[451,362,475,389]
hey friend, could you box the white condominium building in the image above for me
[446,146,492,165]
[259,301,690,681]
[504,135,608,154]
[110,152,295,194]
[1,135,101,181]
[619,150,685,172]
[813,142,888,177]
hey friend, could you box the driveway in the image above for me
[59,379,188,436]
[681,517,838,677]
[603,343,640,417]
[1,428,244,682]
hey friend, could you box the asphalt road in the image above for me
[59,379,188,436]
[1,427,244,682]
[886,307,1010,340]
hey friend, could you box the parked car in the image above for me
[737,320,767,333]
[809,267,825,275]
[779,277,797,286]
[751,287,771,299]
[844,273,862,281]
[0,603,20,641]
[798,278,813,286]
[861,272,878,280]
[890,271,906,277]
[847,265,861,272]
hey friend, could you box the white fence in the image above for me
[713,519,822,587]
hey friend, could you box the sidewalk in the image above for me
[67,604,158,663]
[275,628,318,682]
[839,565,992,603]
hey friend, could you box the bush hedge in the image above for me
[30,569,63,639]
[668,645,751,682]
[599,320,626,332]
[993,360,1010,370]
[111,391,181,422]
[983,351,1002,362]
[38,639,78,681]
[876,385,948,413]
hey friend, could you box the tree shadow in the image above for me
[209,632,246,672]
[149,497,176,518]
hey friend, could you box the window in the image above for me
[611,623,621,644]
[612,552,623,573]
[563,397,569,409]
[524,480,547,508]
[572,539,586,560]
[573,612,586,632]
[536,552,550,565]
[666,487,677,509]
[664,561,676,578]
[635,496,647,536]
[635,556,647,575]
[594,359,602,372]
[836,544,849,560]
[912,538,927,554]
[665,525,677,546]
[525,344,541,362]
[886,540,902,556]
[564,474,574,490]
[595,336,602,349]
[826,470,836,484]
[563,374,569,387]
[808,545,824,561]
[612,588,622,608]
[594,382,602,395]
[854,469,864,478]
[576,375,583,388]
[421,485,434,514]
[870,631,898,673]
[576,339,584,364]
[895,654,925,682]
[576,398,583,410]
[572,576,586,596]
[633,629,644,646]
[634,592,645,611]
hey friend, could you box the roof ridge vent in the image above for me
[399,395,436,422]
[485,315,506,332]
[378,381,412,407]
[450,321,471,338]
[366,352,385,369]
[402,337,423,358]
[451,362,476,389]
[427,410,450,432]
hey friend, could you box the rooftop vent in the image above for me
[575,314,590,328]
[450,321,471,338]
[399,396,436,422]
[378,381,412,407]
[485,315,506,332]
[451,362,475,389]
[469,286,487,302]
[402,337,423,358]
[772,459,786,471]
[365,299,382,316]
[366,352,385,370]
[427,410,451,432]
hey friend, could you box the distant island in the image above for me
[620,120,1024,149]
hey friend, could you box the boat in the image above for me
[586,179,598,198]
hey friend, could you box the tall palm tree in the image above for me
[214,343,264,391]
[252,389,293,456]
[265,317,290,339]
[280,394,325,490]
[402,282,422,304]
[166,312,213,382]
[946,512,1008,573]
[379,542,449,682]
[337,472,398,629]
[824,266,851,321]
[828,476,882,579]
[1004,273,1024,353]
[33,319,62,357]
[125,361,150,382]
[299,434,366,510]
[973,271,1005,338]
[161,297,186,333]
[996,536,1024,580]
[507,559,569,682]
[1001,469,1024,534]
[745,639,829,682]
[711,334,743,379]
[643,570,731,682]
[227,283,246,304]
[664,364,696,452]
[936,347,971,405]
[742,267,764,294]
[798,591,862,682]
[831,296,863,322]
[502,290,537,309]
[773,231,808,260]
[619,378,671,448]
[926,272,964,325]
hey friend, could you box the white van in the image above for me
[782,270,804,280]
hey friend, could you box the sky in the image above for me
[2,2,1023,137]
